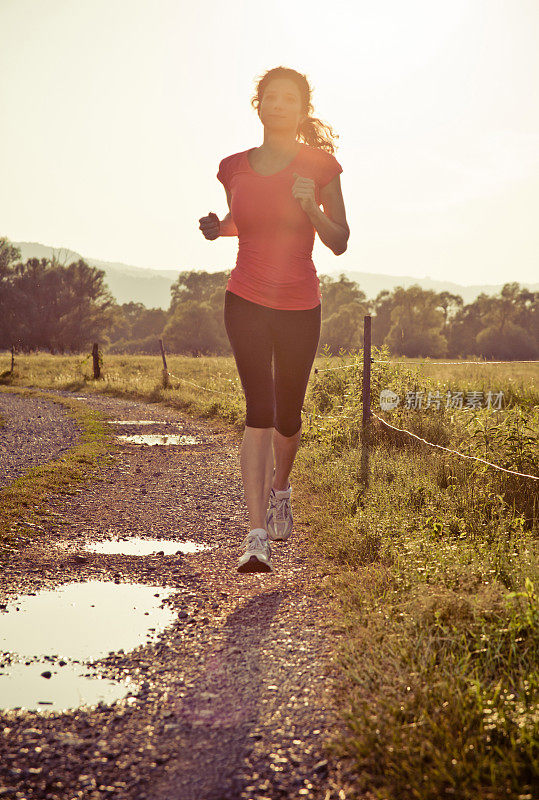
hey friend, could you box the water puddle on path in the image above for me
[106,419,199,446]
[84,538,209,556]
[0,580,177,713]
[108,419,167,424]
[116,433,199,445]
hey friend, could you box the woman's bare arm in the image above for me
[307,174,349,255]
[218,188,238,237]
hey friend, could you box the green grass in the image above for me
[298,439,537,799]
[0,348,538,799]
[0,385,119,544]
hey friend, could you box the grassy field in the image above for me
[1,348,538,800]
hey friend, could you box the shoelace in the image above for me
[271,493,290,521]
[242,531,271,555]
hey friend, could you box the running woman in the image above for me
[199,66,349,574]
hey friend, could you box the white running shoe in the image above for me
[237,528,273,573]
[266,483,293,542]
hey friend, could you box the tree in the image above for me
[315,273,370,353]
[169,269,230,313]
[53,260,116,352]
[0,238,23,347]
[446,293,492,358]
[320,302,364,355]
[162,300,224,356]
[476,322,538,359]
[319,272,369,319]
[385,285,448,357]
[473,282,539,358]
[106,301,168,346]
[0,257,116,353]
[437,291,464,329]
[371,290,396,347]
[3,258,59,351]
[0,237,21,281]
[447,283,539,360]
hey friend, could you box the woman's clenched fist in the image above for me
[199,211,221,240]
[292,172,317,215]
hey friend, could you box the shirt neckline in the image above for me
[245,143,303,177]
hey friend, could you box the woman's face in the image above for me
[258,77,306,136]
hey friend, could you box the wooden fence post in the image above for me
[92,342,100,379]
[360,316,372,489]
[159,338,170,388]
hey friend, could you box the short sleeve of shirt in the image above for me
[317,150,343,188]
[217,156,232,192]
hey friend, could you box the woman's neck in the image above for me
[259,131,300,157]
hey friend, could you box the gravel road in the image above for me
[0,387,360,800]
[0,393,83,489]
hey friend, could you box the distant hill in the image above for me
[10,241,539,309]
[333,270,539,305]
[10,241,179,308]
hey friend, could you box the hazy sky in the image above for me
[1,0,538,285]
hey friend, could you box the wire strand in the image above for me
[160,366,538,480]
[370,411,538,481]
[314,359,539,373]
[166,371,240,396]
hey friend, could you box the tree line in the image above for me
[0,238,537,359]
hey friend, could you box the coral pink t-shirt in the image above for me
[216,142,343,310]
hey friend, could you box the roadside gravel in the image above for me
[0,387,361,800]
[0,393,83,489]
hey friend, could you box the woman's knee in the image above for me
[274,416,302,437]
[245,405,275,429]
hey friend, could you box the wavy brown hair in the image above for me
[250,66,338,155]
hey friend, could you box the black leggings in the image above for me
[223,290,321,437]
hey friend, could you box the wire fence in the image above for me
[314,358,539,373]
[72,333,537,483]
[369,411,538,481]
[167,371,239,397]
[169,359,539,481]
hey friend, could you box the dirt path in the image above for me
[0,391,84,489]
[0,388,358,800]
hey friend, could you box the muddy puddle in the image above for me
[104,419,199,445]
[115,434,199,445]
[0,580,177,713]
[84,538,210,556]
[107,420,170,425]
